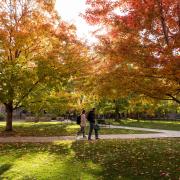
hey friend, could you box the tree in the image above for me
[0,0,90,131]
[84,0,180,104]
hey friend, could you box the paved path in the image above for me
[102,124,180,133]
[0,126,179,143]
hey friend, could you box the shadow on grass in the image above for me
[0,164,12,176]
[71,139,180,180]
[0,122,157,137]
[0,142,74,179]
[0,139,179,179]
[0,141,103,179]
[0,123,78,136]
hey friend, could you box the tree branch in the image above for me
[13,77,45,109]
[157,0,169,45]
[166,94,180,104]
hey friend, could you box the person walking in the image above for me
[80,110,87,138]
[87,108,99,140]
[77,110,87,138]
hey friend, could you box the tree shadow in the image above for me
[0,164,12,176]
[0,140,179,179]
[0,123,78,136]
[70,139,180,180]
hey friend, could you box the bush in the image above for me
[0,113,5,121]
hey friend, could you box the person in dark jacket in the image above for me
[87,108,99,140]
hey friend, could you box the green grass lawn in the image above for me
[0,138,179,179]
[108,119,180,131]
[0,122,156,137]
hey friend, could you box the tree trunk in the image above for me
[5,103,13,131]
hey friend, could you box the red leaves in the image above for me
[83,0,180,102]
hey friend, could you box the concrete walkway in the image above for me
[102,124,180,133]
[0,126,179,143]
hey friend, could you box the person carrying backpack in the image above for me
[77,110,87,138]
[87,108,99,140]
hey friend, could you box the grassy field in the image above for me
[0,138,179,179]
[108,119,180,131]
[0,122,156,137]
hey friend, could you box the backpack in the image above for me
[76,115,81,125]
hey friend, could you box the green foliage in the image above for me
[96,98,129,114]
[0,0,92,131]
[95,95,180,117]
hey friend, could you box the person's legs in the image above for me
[94,128,99,139]
[88,123,93,140]
[77,126,82,135]
[82,127,86,137]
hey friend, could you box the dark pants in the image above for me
[88,122,98,139]
[77,126,86,137]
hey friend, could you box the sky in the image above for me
[55,0,97,43]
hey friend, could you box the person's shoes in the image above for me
[88,138,92,141]
[95,137,100,140]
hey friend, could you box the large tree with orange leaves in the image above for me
[84,0,180,103]
[0,0,90,131]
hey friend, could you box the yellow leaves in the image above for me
[0,0,93,112]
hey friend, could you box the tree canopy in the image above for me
[84,0,180,103]
[0,0,179,131]
[0,0,91,130]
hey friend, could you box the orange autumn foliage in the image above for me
[84,0,180,103]
[0,0,91,131]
